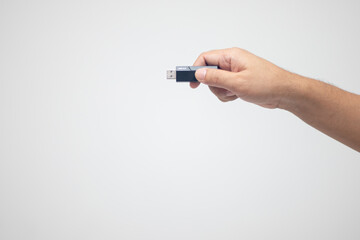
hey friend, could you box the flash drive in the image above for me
[166,66,218,82]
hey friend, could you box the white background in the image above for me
[0,0,359,239]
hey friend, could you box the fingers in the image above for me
[191,48,245,90]
[191,48,234,89]
[193,49,223,66]
[209,86,238,102]
[190,53,208,88]
[193,49,232,69]
[193,54,206,66]
[195,68,239,92]
[190,82,200,89]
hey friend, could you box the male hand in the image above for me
[191,47,291,109]
[191,48,360,152]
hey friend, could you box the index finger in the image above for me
[193,54,206,66]
[193,49,226,66]
[191,49,229,88]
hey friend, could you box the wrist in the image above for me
[277,70,311,113]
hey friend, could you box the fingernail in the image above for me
[196,68,207,81]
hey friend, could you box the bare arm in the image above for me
[191,48,360,152]
[279,73,360,151]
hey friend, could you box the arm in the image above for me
[279,73,360,152]
[191,48,360,152]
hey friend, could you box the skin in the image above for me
[191,47,360,152]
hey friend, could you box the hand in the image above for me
[191,48,360,151]
[191,47,291,109]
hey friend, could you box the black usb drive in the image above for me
[166,66,218,82]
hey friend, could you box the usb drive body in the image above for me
[167,66,218,82]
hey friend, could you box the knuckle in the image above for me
[200,51,210,58]
[212,77,220,86]
[202,74,209,84]
[211,72,221,85]
[229,47,246,56]
[203,70,213,84]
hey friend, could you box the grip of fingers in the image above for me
[195,68,237,92]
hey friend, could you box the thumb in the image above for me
[195,68,237,91]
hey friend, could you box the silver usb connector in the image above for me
[166,70,176,79]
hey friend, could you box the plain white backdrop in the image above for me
[0,0,359,239]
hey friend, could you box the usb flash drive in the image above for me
[166,66,218,82]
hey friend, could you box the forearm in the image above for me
[279,72,360,152]
[191,48,360,151]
